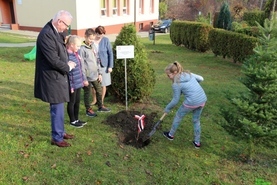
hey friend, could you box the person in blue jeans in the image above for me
[163,61,207,149]
[34,10,75,147]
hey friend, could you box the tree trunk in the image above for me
[272,0,277,20]
[260,0,264,10]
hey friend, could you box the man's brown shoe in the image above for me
[63,133,74,139]
[51,140,71,147]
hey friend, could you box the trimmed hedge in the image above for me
[170,21,213,52]
[243,11,267,27]
[209,28,258,63]
[170,20,258,63]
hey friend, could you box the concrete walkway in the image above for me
[0,42,36,47]
[0,29,151,47]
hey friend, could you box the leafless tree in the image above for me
[166,0,262,21]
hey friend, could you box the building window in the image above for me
[150,0,154,13]
[139,0,144,14]
[122,0,127,15]
[113,0,118,16]
[101,0,107,17]
[139,23,143,30]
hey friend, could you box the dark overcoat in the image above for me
[34,20,70,103]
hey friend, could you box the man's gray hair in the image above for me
[53,10,72,22]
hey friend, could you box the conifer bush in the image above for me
[221,19,277,161]
[216,2,232,30]
[110,24,156,103]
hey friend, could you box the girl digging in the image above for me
[163,61,207,149]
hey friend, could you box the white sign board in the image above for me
[116,45,134,59]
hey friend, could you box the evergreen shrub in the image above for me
[220,18,277,160]
[110,24,156,103]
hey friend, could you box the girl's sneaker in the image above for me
[193,141,201,149]
[77,120,87,126]
[70,120,83,128]
[163,131,174,140]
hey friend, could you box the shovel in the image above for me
[147,113,167,137]
[141,113,166,146]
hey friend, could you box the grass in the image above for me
[0,33,276,185]
[0,31,36,43]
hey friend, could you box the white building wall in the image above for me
[75,1,100,28]
[76,0,159,29]
[11,0,159,31]
[135,0,159,22]
[14,0,76,28]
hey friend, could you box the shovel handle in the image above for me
[147,113,167,138]
[160,113,166,121]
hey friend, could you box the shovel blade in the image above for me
[148,120,162,137]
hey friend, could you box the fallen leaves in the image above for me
[145,169,153,176]
[22,176,28,181]
[51,163,57,169]
[18,150,29,158]
[87,150,92,156]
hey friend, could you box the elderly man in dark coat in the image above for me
[34,10,76,147]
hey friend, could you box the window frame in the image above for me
[122,0,127,15]
[112,0,118,16]
[101,0,107,17]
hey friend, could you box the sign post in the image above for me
[116,45,134,110]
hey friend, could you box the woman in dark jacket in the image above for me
[34,10,75,147]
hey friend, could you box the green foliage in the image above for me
[231,21,245,31]
[243,11,267,27]
[208,28,257,62]
[263,0,273,19]
[196,14,211,24]
[111,24,156,103]
[221,18,277,160]
[170,20,213,52]
[235,26,260,37]
[216,1,232,30]
[232,21,261,38]
[159,1,167,19]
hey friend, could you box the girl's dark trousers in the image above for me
[67,88,81,122]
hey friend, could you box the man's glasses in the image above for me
[59,19,70,28]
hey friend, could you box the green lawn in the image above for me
[0,31,36,43]
[0,33,276,185]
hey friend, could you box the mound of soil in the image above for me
[103,110,159,148]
